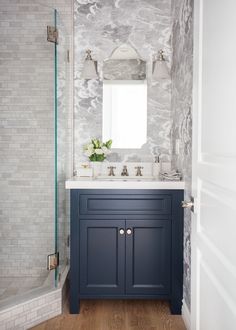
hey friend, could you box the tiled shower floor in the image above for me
[0,276,46,301]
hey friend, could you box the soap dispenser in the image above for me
[153,155,161,179]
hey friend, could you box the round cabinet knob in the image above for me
[126,229,132,235]
[119,229,125,235]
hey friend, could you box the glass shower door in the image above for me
[54,10,71,285]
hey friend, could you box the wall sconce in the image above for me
[81,49,99,79]
[152,49,169,80]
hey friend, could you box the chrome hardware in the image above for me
[121,165,129,176]
[47,252,59,270]
[127,228,132,235]
[108,166,116,176]
[182,197,194,212]
[135,166,144,176]
[119,229,125,235]
[47,26,58,44]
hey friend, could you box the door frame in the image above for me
[190,0,202,328]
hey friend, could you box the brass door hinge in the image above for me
[47,252,59,270]
[47,26,58,44]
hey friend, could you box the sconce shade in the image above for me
[81,50,99,79]
[152,50,169,80]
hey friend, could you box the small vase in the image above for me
[91,162,103,177]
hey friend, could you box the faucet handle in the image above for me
[107,166,116,176]
[135,166,144,176]
[121,165,129,176]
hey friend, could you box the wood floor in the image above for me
[31,300,186,330]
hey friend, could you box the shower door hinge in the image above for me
[47,26,58,44]
[47,252,59,270]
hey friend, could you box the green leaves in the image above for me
[104,139,112,149]
[91,138,101,149]
[89,154,106,162]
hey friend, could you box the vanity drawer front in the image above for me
[79,194,171,215]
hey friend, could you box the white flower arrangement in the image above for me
[84,138,112,161]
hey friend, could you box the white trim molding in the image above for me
[182,300,191,330]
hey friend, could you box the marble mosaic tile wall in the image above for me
[0,0,72,281]
[171,0,193,311]
[74,0,172,164]
[0,1,55,279]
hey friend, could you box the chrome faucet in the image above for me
[108,166,116,176]
[121,165,129,176]
[135,166,143,176]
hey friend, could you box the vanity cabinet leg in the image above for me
[70,190,80,314]
[170,298,182,315]
[70,293,80,314]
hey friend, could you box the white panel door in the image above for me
[191,0,236,329]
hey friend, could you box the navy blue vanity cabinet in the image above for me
[70,189,184,315]
[80,220,125,295]
[125,219,171,295]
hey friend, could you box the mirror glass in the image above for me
[102,45,147,149]
[103,80,147,148]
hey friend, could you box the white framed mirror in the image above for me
[102,44,147,149]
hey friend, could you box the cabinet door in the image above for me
[126,220,171,295]
[80,220,125,295]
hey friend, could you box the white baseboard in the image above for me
[182,300,191,330]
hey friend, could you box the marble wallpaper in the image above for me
[171,0,193,311]
[74,0,172,164]
[73,0,193,312]
[103,58,146,80]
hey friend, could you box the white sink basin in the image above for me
[95,175,155,181]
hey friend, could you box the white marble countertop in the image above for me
[65,177,185,190]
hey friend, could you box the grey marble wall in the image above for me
[171,0,193,311]
[74,0,172,164]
